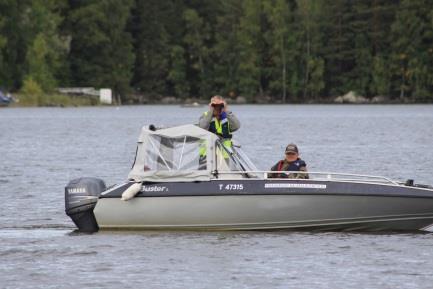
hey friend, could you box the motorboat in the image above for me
[65,124,433,233]
[0,90,12,107]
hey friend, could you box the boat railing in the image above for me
[215,170,400,185]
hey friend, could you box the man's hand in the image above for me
[220,111,227,120]
[222,100,228,112]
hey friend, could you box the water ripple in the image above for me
[1,105,433,289]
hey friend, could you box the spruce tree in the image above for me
[321,0,352,97]
[212,0,243,96]
[0,14,7,87]
[296,0,325,100]
[390,0,432,101]
[183,8,210,98]
[167,45,189,97]
[68,0,134,101]
[24,0,66,92]
[348,0,373,97]
[0,0,32,90]
[129,0,171,97]
[368,0,396,97]
[237,0,263,99]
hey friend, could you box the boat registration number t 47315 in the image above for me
[219,184,244,191]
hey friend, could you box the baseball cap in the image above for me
[285,143,298,154]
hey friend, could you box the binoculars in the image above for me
[211,103,224,108]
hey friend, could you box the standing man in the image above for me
[198,95,240,149]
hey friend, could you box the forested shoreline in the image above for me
[0,0,432,104]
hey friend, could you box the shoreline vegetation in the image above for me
[0,1,432,107]
[10,93,96,107]
[6,91,433,108]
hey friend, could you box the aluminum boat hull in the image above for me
[92,180,433,232]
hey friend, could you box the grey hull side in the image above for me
[93,195,433,231]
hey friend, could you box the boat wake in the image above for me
[0,224,75,230]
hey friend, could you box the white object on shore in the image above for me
[57,87,112,104]
[99,88,112,104]
[121,182,142,201]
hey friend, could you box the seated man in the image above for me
[269,143,309,179]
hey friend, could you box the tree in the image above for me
[320,0,351,97]
[0,0,32,90]
[0,15,7,86]
[390,0,433,101]
[237,0,263,99]
[167,45,189,97]
[212,0,243,96]
[371,55,390,96]
[68,0,135,101]
[129,0,171,96]
[183,8,210,97]
[0,0,66,92]
[24,0,66,92]
[0,0,432,102]
[25,34,57,91]
[347,0,373,97]
[264,0,298,102]
[296,0,325,100]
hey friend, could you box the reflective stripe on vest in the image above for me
[202,114,233,159]
[213,117,229,135]
[212,117,232,158]
[214,117,223,134]
[214,118,232,144]
[199,139,207,157]
[209,116,232,139]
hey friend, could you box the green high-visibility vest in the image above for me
[199,115,232,158]
[214,118,233,150]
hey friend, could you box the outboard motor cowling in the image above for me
[65,177,106,232]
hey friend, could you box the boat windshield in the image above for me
[215,140,259,178]
[138,134,206,171]
[232,143,258,172]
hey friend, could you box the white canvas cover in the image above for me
[128,124,220,182]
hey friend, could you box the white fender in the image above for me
[121,182,142,201]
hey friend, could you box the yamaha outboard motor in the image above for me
[65,177,106,233]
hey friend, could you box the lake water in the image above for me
[1,105,433,288]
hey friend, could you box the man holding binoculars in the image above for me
[198,95,240,151]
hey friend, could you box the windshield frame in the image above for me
[214,140,259,178]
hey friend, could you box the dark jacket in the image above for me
[269,158,309,179]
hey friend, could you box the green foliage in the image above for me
[26,34,57,91]
[390,0,433,101]
[237,0,262,99]
[320,0,352,97]
[19,77,96,106]
[306,57,325,98]
[264,0,297,102]
[371,55,390,96]
[20,77,43,105]
[0,1,32,89]
[168,45,189,97]
[212,0,243,95]
[130,0,171,96]
[25,0,66,92]
[0,0,432,103]
[0,17,6,83]
[296,0,325,100]
[183,8,210,97]
[68,0,134,99]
